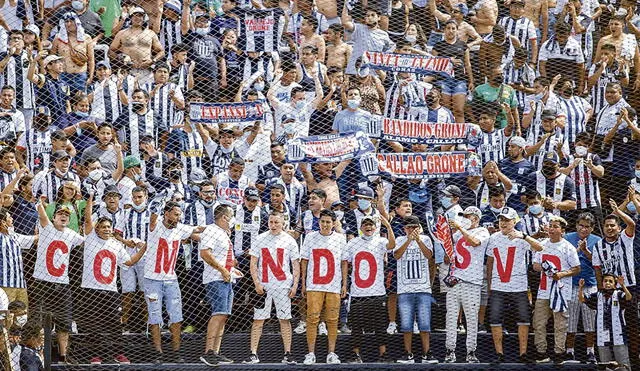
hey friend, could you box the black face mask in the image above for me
[425,95,436,106]
[541,165,557,177]
[132,102,146,111]
[562,87,574,96]
[602,288,615,296]
[169,169,182,179]
[492,75,504,84]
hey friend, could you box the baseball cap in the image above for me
[331,200,345,208]
[498,207,518,220]
[24,24,40,37]
[460,206,482,219]
[510,0,525,6]
[541,108,558,120]
[51,150,70,161]
[403,215,422,227]
[542,151,559,164]
[103,185,122,198]
[96,60,111,69]
[35,106,51,117]
[123,155,141,169]
[189,167,208,184]
[54,204,73,215]
[130,6,146,15]
[548,215,568,227]
[43,54,63,68]
[355,186,375,199]
[442,185,462,198]
[245,187,260,201]
[164,0,181,12]
[361,216,376,226]
[281,114,296,123]
[509,136,526,148]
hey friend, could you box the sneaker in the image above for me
[477,323,488,333]
[215,352,234,364]
[457,324,466,333]
[466,351,479,363]
[347,352,363,364]
[520,352,532,364]
[152,351,163,365]
[422,351,439,364]
[242,354,260,364]
[377,352,392,363]
[303,353,316,365]
[183,325,196,334]
[326,352,341,364]
[318,322,328,336]
[200,352,220,366]
[562,352,580,364]
[282,352,296,365]
[339,323,352,334]
[171,349,185,363]
[294,320,307,334]
[60,354,78,365]
[554,353,566,365]
[492,353,505,364]
[90,357,102,365]
[444,349,456,363]
[587,352,597,364]
[397,352,414,364]
[114,354,131,364]
[386,321,398,334]
[535,351,550,363]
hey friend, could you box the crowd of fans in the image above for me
[0,0,639,369]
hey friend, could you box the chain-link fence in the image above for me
[0,0,638,369]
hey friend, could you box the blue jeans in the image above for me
[440,78,468,96]
[398,292,433,332]
[60,72,88,94]
[144,278,183,325]
[206,280,234,316]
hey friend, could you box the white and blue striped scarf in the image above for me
[542,260,568,312]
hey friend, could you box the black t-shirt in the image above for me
[433,39,467,80]
[184,31,222,80]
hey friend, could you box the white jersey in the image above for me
[452,227,490,285]
[249,231,300,290]
[343,236,388,297]
[300,231,345,294]
[33,223,84,284]
[394,235,433,294]
[534,238,580,300]
[199,224,235,284]
[144,222,195,281]
[485,232,532,292]
[81,232,131,292]
[592,231,636,287]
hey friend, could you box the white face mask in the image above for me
[334,210,344,221]
[195,27,210,36]
[575,145,588,157]
[15,314,27,327]
[228,216,237,227]
[490,206,502,213]
[405,35,417,43]
[357,67,370,77]
[347,98,361,109]
[132,201,147,212]
[459,217,472,230]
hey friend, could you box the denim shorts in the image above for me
[398,292,433,332]
[206,280,234,316]
[144,278,183,325]
[440,78,468,96]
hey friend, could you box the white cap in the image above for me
[24,24,40,37]
[130,6,146,14]
[43,54,63,68]
[498,207,518,220]
[509,136,526,148]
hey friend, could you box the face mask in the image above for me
[440,196,453,209]
[133,173,141,181]
[169,168,182,179]
[201,199,215,208]
[358,199,371,210]
[228,216,237,226]
[541,165,556,177]
[533,91,545,101]
[132,102,146,111]
[75,111,88,118]
[254,82,265,91]
[347,98,361,109]
[603,288,615,296]
[575,146,588,157]
[562,87,574,96]
[492,75,504,84]
[357,67,370,77]
[361,234,373,241]
[195,27,210,36]
[405,35,417,43]
[529,204,543,215]
[132,201,147,212]
[490,206,502,213]
[628,202,637,214]
[295,100,305,110]
[635,170,640,179]
[71,0,83,10]
[425,95,436,106]
[177,200,185,210]
[88,169,105,183]
[459,217,472,230]
[334,210,344,221]
[14,314,27,327]
[284,124,296,134]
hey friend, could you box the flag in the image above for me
[435,214,454,260]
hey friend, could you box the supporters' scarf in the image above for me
[363,51,455,77]
[542,260,568,312]
[359,151,483,179]
[285,131,375,163]
[56,12,86,43]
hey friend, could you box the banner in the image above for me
[363,51,455,77]
[189,102,265,124]
[286,131,375,163]
[237,8,284,52]
[359,151,482,179]
[370,117,482,145]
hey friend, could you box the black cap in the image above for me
[51,150,70,161]
[103,185,122,198]
[442,185,462,198]
[403,215,422,227]
[245,187,260,201]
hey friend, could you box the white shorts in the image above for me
[120,257,146,293]
[253,287,292,321]
[567,285,597,333]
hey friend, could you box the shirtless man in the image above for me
[109,7,165,86]
[429,0,482,46]
[316,0,340,23]
[470,0,498,35]
[325,24,352,69]
[523,0,549,43]
[51,12,95,94]
[478,25,522,79]
[300,18,326,63]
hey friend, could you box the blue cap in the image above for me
[164,0,181,12]
[281,114,296,123]
[355,186,374,199]
[543,151,559,164]
[457,3,469,16]
[36,106,51,116]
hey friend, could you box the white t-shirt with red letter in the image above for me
[452,227,491,285]
[81,232,131,292]
[144,222,195,281]
[33,223,85,284]
[534,238,580,300]
[343,236,388,297]
[300,231,346,294]
[199,224,235,284]
[250,231,300,290]
[485,232,532,292]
